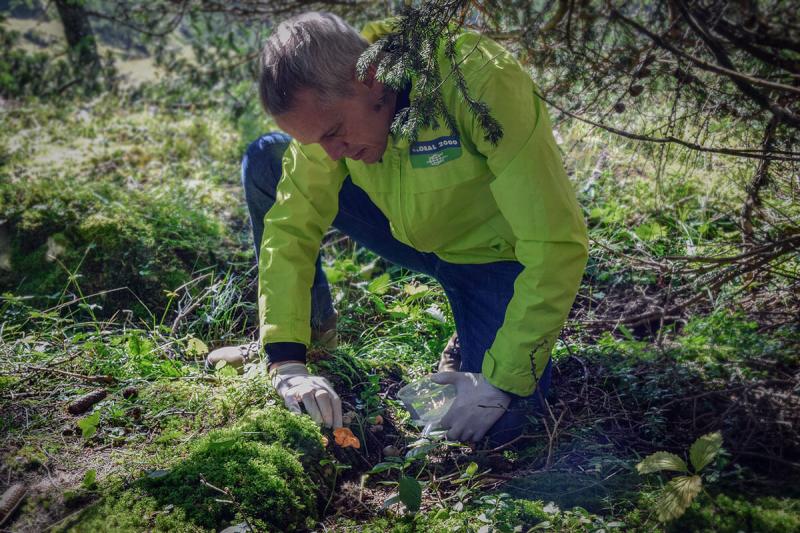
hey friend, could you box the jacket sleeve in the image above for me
[453,35,589,396]
[258,140,347,356]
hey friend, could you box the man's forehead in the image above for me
[277,93,340,144]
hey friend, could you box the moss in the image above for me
[332,498,553,532]
[8,444,48,471]
[0,141,234,318]
[65,407,331,532]
[504,470,641,513]
[62,487,204,533]
[674,494,800,533]
[236,408,327,467]
[141,437,316,531]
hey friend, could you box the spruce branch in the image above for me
[355,0,504,144]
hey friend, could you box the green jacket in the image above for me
[258,22,588,396]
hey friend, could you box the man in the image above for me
[210,12,588,445]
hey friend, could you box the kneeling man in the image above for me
[215,12,587,446]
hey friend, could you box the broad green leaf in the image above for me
[185,337,209,357]
[82,469,97,489]
[369,294,386,312]
[159,360,184,377]
[404,441,438,460]
[655,475,702,522]
[322,265,344,284]
[127,334,154,357]
[403,283,430,301]
[214,360,238,378]
[636,451,688,474]
[77,412,101,440]
[367,461,403,475]
[382,493,401,509]
[387,304,409,318]
[689,431,723,472]
[368,273,391,295]
[589,207,606,221]
[465,462,479,477]
[635,221,666,241]
[398,476,422,512]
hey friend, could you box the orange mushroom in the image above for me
[333,427,361,449]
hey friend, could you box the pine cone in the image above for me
[0,483,27,526]
[67,389,107,415]
[121,386,138,400]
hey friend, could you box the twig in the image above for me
[741,116,781,241]
[199,474,256,532]
[611,8,800,99]
[24,365,117,385]
[539,87,800,161]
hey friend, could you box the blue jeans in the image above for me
[243,132,552,446]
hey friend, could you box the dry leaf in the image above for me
[333,427,361,449]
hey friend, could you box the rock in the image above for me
[382,445,401,457]
[341,411,356,426]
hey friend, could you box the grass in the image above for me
[1,16,799,531]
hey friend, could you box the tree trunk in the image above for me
[54,0,101,82]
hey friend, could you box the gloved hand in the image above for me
[270,362,343,428]
[430,371,511,442]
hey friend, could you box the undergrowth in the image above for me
[1,17,798,531]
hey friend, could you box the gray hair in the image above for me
[258,12,369,116]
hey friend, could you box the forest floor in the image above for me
[1,13,799,533]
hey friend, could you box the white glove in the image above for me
[270,362,343,428]
[430,371,511,442]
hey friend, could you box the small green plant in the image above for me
[367,437,435,513]
[81,469,98,491]
[319,458,351,515]
[77,412,101,440]
[636,431,724,522]
[367,436,475,514]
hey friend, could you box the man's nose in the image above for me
[321,139,348,161]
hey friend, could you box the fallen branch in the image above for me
[25,365,117,385]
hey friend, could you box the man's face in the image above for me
[274,72,397,164]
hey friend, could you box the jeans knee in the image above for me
[241,132,291,192]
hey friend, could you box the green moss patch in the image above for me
[62,408,331,532]
[674,494,800,533]
[504,470,641,514]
